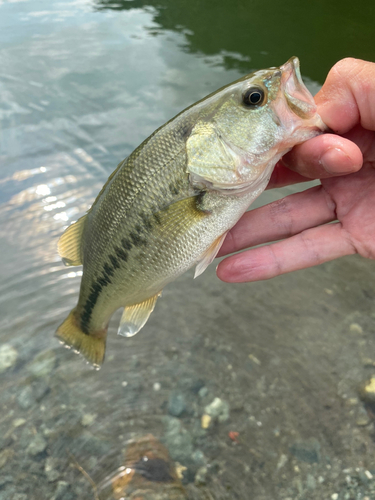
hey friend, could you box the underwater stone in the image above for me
[198,386,208,398]
[289,438,321,464]
[163,417,194,463]
[45,457,61,483]
[204,397,230,422]
[81,413,97,427]
[27,350,57,378]
[12,494,27,500]
[0,344,18,373]
[17,386,35,410]
[27,434,47,456]
[53,481,71,500]
[168,392,187,417]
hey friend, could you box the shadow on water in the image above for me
[1,0,375,498]
[94,0,375,80]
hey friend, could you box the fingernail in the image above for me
[320,148,355,174]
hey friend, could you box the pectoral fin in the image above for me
[118,292,162,338]
[194,232,227,278]
[58,215,87,266]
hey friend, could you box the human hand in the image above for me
[217,58,375,282]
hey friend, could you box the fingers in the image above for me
[266,163,309,189]
[316,58,375,133]
[218,185,336,257]
[272,58,375,188]
[217,223,356,283]
[280,134,363,180]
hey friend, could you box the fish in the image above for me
[56,57,326,367]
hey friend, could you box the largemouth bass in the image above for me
[56,57,326,367]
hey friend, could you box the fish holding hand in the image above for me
[56,57,326,367]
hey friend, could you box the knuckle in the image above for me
[269,197,294,237]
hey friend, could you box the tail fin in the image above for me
[55,309,106,368]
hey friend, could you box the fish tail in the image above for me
[55,309,106,368]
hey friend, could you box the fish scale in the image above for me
[56,57,326,367]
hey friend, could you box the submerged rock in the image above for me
[289,438,321,464]
[163,417,194,464]
[27,434,47,456]
[359,377,375,404]
[27,350,57,378]
[168,392,187,417]
[204,397,230,423]
[0,344,18,373]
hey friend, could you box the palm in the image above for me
[322,134,375,260]
[217,126,375,283]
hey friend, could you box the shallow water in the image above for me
[1,1,375,499]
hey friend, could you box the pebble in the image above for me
[153,382,161,391]
[0,344,18,373]
[0,449,14,469]
[27,350,56,378]
[356,413,371,427]
[17,381,49,409]
[45,457,61,483]
[81,413,96,427]
[12,418,26,428]
[198,386,208,398]
[27,434,47,456]
[359,377,375,404]
[289,438,321,464]
[195,466,208,485]
[163,417,194,463]
[17,386,35,410]
[350,323,363,334]
[192,449,205,466]
[53,481,70,500]
[276,454,288,471]
[168,392,186,417]
[201,414,211,429]
[204,397,229,422]
[306,474,316,490]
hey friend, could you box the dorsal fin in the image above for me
[58,215,87,266]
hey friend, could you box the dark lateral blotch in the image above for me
[122,238,133,251]
[115,246,128,262]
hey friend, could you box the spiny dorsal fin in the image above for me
[58,215,87,266]
[118,292,161,338]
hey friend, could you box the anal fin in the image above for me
[58,214,87,266]
[194,232,227,278]
[118,292,161,338]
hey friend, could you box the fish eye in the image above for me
[242,87,266,107]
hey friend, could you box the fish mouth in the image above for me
[280,56,327,130]
[281,57,317,119]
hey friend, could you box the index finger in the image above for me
[316,58,375,133]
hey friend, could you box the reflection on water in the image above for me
[94,0,375,82]
[1,0,375,499]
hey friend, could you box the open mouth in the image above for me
[280,57,318,119]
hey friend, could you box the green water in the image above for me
[1,1,375,499]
